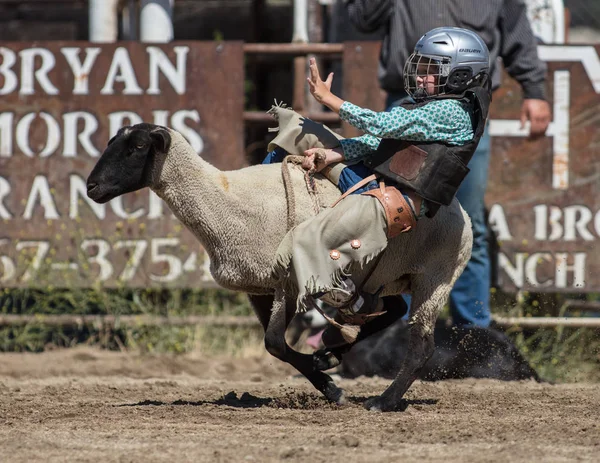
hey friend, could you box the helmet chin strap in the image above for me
[412,87,430,100]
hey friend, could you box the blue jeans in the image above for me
[448,129,491,327]
[387,92,492,328]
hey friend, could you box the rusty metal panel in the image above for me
[0,41,245,288]
[488,45,600,292]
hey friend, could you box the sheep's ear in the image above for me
[149,128,171,154]
[108,126,131,146]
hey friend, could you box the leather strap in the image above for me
[330,174,377,208]
[362,181,416,238]
[338,307,387,325]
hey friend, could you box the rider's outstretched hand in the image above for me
[306,58,345,113]
[307,57,334,105]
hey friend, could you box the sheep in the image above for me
[86,122,473,412]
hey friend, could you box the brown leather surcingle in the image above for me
[362,181,416,238]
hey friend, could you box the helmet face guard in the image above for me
[403,53,452,100]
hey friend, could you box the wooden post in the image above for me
[306,0,324,114]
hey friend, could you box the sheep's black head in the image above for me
[86,123,171,203]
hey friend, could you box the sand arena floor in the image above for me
[0,346,598,462]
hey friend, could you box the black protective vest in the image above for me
[363,86,490,218]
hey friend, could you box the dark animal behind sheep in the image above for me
[340,318,544,382]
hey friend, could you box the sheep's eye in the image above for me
[129,143,145,153]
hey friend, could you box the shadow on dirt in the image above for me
[118,391,439,411]
[348,396,438,405]
[118,391,272,409]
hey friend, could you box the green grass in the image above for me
[508,326,600,383]
[0,287,253,316]
[0,287,260,355]
[0,287,598,382]
[491,289,600,383]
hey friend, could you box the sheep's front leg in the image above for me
[363,321,435,411]
[364,278,445,412]
[261,289,346,404]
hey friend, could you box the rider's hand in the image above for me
[302,147,344,172]
[302,153,317,171]
[307,57,334,105]
[306,58,345,113]
[520,99,551,139]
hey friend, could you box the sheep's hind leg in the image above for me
[256,290,346,404]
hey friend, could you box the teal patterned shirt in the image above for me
[338,99,474,162]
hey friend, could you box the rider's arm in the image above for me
[338,134,381,162]
[338,100,474,162]
[339,100,472,140]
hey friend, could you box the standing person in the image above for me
[344,0,552,327]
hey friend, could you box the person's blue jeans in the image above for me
[448,129,491,327]
[387,92,492,328]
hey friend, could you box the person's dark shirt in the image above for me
[345,0,547,99]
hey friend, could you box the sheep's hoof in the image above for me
[364,395,406,412]
[323,381,346,405]
[363,396,384,412]
[313,349,341,371]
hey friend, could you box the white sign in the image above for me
[489,45,600,190]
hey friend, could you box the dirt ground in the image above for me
[0,347,598,462]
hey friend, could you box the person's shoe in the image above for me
[338,291,386,325]
[318,279,357,308]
